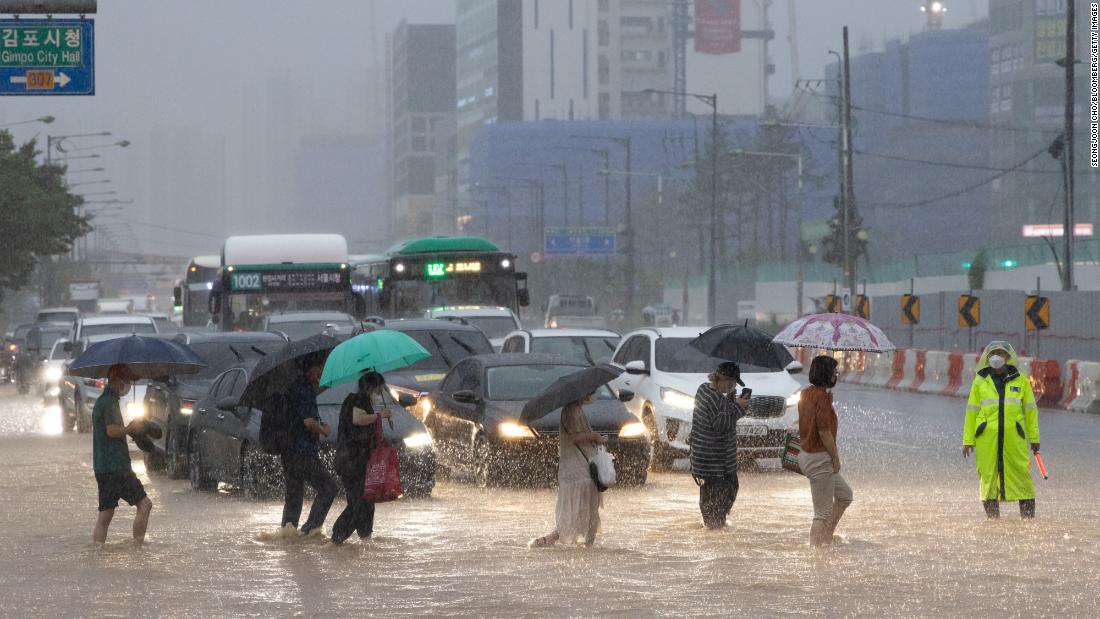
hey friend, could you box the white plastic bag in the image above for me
[592,445,617,488]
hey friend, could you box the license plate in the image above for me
[740,424,767,436]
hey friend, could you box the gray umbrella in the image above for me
[520,363,623,422]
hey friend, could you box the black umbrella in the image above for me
[68,335,206,379]
[688,324,794,371]
[239,334,339,409]
[521,363,623,422]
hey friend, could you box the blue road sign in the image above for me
[0,19,94,96]
[544,227,617,257]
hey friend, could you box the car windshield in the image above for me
[530,336,620,364]
[34,330,68,352]
[13,324,32,341]
[81,323,156,337]
[268,319,355,339]
[38,312,76,323]
[451,316,516,340]
[398,329,493,371]
[486,364,615,401]
[189,341,287,380]
[49,342,69,360]
[655,337,791,373]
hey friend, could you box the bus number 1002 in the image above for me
[231,273,262,291]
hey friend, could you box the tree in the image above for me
[0,131,90,302]
[968,250,987,290]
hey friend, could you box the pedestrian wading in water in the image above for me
[963,341,1040,519]
[530,392,606,548]
[279,360,339,535]
[331,371,392,545]
[92,364,154,544]
[689,361,751,529]
[798,355,853,547]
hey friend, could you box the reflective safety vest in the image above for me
[963,368,1040,501]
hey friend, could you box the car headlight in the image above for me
[44,366,63,382]
[403,432,433,449]
[785,391,801,408]
[548,319,558,328]
[618,421,647,438]
[180,399,196,416]
[126,401,146,419]
[498,421,535,439]
[660,388,695,409]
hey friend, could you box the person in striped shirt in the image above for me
[689,362,751,529]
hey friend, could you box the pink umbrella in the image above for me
[772,313,895,353]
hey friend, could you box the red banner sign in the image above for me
[694,0,741,54]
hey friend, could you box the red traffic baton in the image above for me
[1034,451,1049,479]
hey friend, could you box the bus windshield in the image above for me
[389,275,518,318]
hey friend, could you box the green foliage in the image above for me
[0,130,90,296]
[968,250,987,290]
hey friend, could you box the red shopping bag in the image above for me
[363,419,402,502]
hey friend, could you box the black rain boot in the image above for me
[1019,499,1036,519]
[982,500,1000,519]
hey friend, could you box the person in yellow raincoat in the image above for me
[962,341,1040,518]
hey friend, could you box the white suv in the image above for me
[424,306,522,351]
[607,327,803,469]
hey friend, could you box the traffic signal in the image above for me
[1002,259,1017,269]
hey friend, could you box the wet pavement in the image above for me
[2,383,1099,617]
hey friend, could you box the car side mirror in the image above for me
[618,389,635,403]
[624,360,647,375]
[785,361,803,375]
[397,392,417,408]
[517,288,530,307]
[172,285,182,307]
[452,390,479,405]
[216,396,239,411]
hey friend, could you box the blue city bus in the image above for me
[352,237,529,319]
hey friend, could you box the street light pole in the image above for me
[842,27,857,299]
[1061,0,1076,291]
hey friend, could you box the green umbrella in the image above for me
[319,330,431,387]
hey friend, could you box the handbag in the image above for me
[781,432,802,475]
[577,442,615,492]
[362,419,403,503]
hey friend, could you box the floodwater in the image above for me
[2,384,1099,617]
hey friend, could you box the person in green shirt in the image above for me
[92,364,153,544]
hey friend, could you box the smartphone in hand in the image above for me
[740,388,753,399]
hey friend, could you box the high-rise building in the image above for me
[616,0,675,119]
[988,0,1095,244]
[390,21,457,239]
[455,1,607,195]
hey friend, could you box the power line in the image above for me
[111,219,225,239]
[877,146,1049,209]
[855,148,1061,174]
[800,87,1055,134]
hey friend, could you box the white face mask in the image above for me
[988,354,1006,370]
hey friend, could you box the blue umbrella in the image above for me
[68,335,206,379]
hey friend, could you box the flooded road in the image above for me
[2,384,1098,617]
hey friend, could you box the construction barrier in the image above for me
[1028,359,1062,408]
[906,349,928,392]
[1066,361,1100,413]
[885,348,912,390]
[920,351,950,395]
[942,352,965,398]
[1060,360,1081,409]
[867,351,896,388]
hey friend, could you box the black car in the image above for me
[16,323,71,395]
[372,320,495,416]
[143,331,290,478]
[425,353,651,488]
[186,362,436,498]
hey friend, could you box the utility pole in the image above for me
[841,27,857,301]
[1061,0,1076,291]
[708,93,719,325]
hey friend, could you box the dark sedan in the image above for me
[424,353,651,488]
[370,320,495,418]
[142,331,290,478]
[186,362,436,498]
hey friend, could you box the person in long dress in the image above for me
[530,392,607,548]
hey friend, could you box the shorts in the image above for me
[95,471,147,512]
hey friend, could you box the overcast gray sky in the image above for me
[0,0,986,256]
